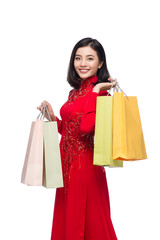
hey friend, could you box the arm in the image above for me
[48,110,63,135]
[80,90,108,134]
[80,78,117,134]
[55,116,62,135]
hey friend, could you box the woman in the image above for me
[38,37,118,240]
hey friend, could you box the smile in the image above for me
[79,69,89,73]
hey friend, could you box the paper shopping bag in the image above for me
[21,119,43,185]
[93,96,123,167]
[43,121,63,188]
[113,92,147,160]
[21,103,64,188]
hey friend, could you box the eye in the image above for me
[75,57,81,61]
[88,57,94,61]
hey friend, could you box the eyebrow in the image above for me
[75,54,95,57]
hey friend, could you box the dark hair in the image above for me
[67,37,110,89]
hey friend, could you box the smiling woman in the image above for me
[38,37,118,240]
[67,37,111,89]
[74,46,103,80]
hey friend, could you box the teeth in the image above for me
[80,69,89,72]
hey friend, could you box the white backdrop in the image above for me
[0,0,160,239]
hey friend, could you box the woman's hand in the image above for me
[93,77,117,94]
[37,100,56,121]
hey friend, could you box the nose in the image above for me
[80,58,87,67]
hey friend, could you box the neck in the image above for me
[81,75,97,82]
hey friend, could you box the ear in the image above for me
[98,61,103,69]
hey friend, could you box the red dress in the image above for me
[51,76,118,240]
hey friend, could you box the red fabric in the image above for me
[51,76,117,240]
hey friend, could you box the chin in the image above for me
[79,74,92,80]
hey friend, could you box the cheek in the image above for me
[90,62,99,71]
[74,61,79,69]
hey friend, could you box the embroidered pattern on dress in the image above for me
[61,113,94,193]
[67,79,94,104]
[60,78,95,193]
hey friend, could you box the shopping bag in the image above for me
[21,119,43,185]
[113,92,147,160]
[21,104,64,188]
[43,121,63,188]
[93,96,123,167]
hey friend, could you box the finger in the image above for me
[108,77,112,82]
[37,105,43,111]
[40,101,48,109]
[44,101,50,108]
[113,81,117,87]
[114,79,117,84]
[41,101,46,106]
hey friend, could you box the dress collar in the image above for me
[87,75,98,83]
[80,75,98,89]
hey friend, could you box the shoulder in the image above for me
[68,89,75,97]
[69,89,75,94]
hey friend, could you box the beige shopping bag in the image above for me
[43,121,63,188]
[21,103,64,188]
[21,119,43,185]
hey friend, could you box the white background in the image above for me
[0,0,160,239]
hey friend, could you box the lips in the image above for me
[79,69,89,73]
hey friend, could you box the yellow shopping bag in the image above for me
[93,96,123,167]
[113,92,147,160]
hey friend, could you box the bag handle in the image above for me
[107,80,129,100]
[37,103,52,121]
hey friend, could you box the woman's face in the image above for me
[74,46,103,80]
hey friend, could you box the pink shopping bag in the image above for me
[21,119,43,186]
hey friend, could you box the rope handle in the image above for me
[107,79,129,100]
[37,103,52,121]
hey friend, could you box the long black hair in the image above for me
[67,37,110,89]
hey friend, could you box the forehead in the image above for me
[75,46,98,56]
